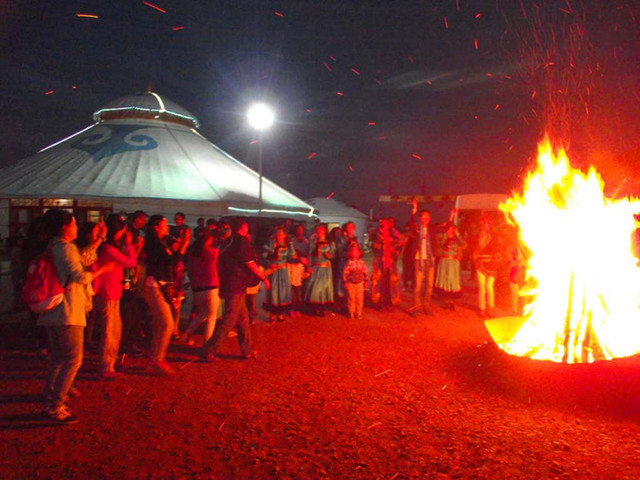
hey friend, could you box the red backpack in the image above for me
[22,249,66,313]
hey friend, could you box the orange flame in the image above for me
[495,137,640,363]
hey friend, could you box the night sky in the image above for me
[2,1,639,217]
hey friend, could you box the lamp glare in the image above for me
[247,103,274,130]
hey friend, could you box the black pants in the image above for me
[120,294,149,351]
[379,267,393,308]
[202,293,253,357]
[245,294,257,322]
[291,285,303,310]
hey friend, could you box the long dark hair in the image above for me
[42,209,74,238]
[105,214,126,246]
[145,215,165,239]
[272,226,289,245]
[76,221,97,249]
[230,217,248,233]
[144,215,169,258]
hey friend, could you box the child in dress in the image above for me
[343,243,369,319]
[288,258,309,317]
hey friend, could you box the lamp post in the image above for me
[247,103,274,213]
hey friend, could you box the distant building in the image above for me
[306,197,370,245]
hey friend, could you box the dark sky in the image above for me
[2,1,639,216]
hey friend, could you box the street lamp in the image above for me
[247,103,275,212]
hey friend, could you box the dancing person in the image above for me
[38,209,113,423]
[200,218,270,361]
[75,221,106,351]
[169,212,189,239]
[76,221,106,268]
[93,214,138,379]
[143,215,186,375]
[193,217,206,239]
[120,210,147,355]
[167,212,191,338]
[124,210,146,288]
[206,218,218,234]
[217,221,232,245]
[305,224,334,316]
[180,229,220,345]
[343,243,369,320]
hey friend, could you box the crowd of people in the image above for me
[8,202,527,424]
[372,200,529,319]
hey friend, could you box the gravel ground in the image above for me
[2,281,640,480]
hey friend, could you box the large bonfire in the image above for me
[488,137,640,363]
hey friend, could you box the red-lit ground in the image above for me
[2,278,640,479]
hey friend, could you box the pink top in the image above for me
[94,243,138,301]
[187,245,219,289]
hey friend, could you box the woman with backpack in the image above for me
[37,209,113,424]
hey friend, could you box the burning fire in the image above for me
[492,137,640,363]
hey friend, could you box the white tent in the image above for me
[305,197,369,244]
[0,91,314,236]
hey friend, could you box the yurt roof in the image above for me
[93,91,200,129]
[306,197,368,219]
[0,92,314,217]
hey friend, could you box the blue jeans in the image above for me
[44,325,84,410]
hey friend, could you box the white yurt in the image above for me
[305,197,369,244]
[0,91,314,237]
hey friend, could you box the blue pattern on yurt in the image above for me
[71,125,158,161]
